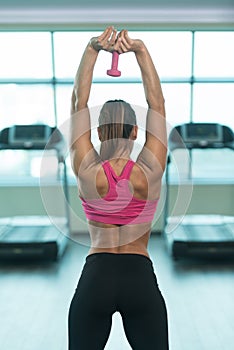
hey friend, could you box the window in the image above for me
[0,84,55,129]
[131,31,193,79]
[0,150,59,183]
[194,32,234,78]
[0,30,233,182]
[193,83,234,130]
[0,32,52,79]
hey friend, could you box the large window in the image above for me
[0,30,233,182]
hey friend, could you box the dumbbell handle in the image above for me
[107,51,121,77]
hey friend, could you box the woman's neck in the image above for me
[100,138,133,160]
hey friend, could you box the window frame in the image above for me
[0,29,233,184]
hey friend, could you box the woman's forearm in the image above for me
[115,31,165,116]
[71,43,99,113]
[135,43,165,116]
[71,27,118,114]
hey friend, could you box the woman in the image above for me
[68,27,169,350]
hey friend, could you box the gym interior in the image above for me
[0,1,234,349]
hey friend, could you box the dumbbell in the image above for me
[107,51,121,77]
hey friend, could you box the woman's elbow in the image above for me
[148,96,165,116]
[71,89,78,114]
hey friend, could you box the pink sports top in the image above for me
[80,160,159,225]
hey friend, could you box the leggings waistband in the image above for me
[86,252,152,264]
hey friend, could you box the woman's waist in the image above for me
[87,223,151,257]
[88,246,150,259]
[88,221,151,249]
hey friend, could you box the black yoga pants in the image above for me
[68,253,169,350]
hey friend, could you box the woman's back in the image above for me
[79,154,162,256]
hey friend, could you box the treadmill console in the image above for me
[181,123,223,147]
[8,125,51,148]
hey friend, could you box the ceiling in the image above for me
[0,0,233,8]
[0,0,233,28]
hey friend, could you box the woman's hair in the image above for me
[98,99,137,141]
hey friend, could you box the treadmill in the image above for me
[0,124,70,262]
[164,122,234,260]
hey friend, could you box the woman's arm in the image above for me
[71,26,117,112]
[71,45,98,113]
[116,30,167,172]
[70,27,117,176]
[116,30,165,115]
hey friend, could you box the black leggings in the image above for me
[68,253,169,350]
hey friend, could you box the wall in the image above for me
[0,183,233,234]
[0,0,234,30]
[0,2,233,235]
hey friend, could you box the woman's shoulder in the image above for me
[132,158,163,200]
[130,162,148,190]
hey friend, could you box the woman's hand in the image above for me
[115,30,144,54]
[89,27,144,55]
[90,26,118,53]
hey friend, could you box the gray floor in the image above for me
[0,234,234,350]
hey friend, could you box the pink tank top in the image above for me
[80,160,159,225]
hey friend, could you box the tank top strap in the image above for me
[102,160,135,181]
[102,161,117,185]
[120,160,135,180]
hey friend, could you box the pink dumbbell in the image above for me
[107,51,121,77]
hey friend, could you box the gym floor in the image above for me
[0,233,233,350]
